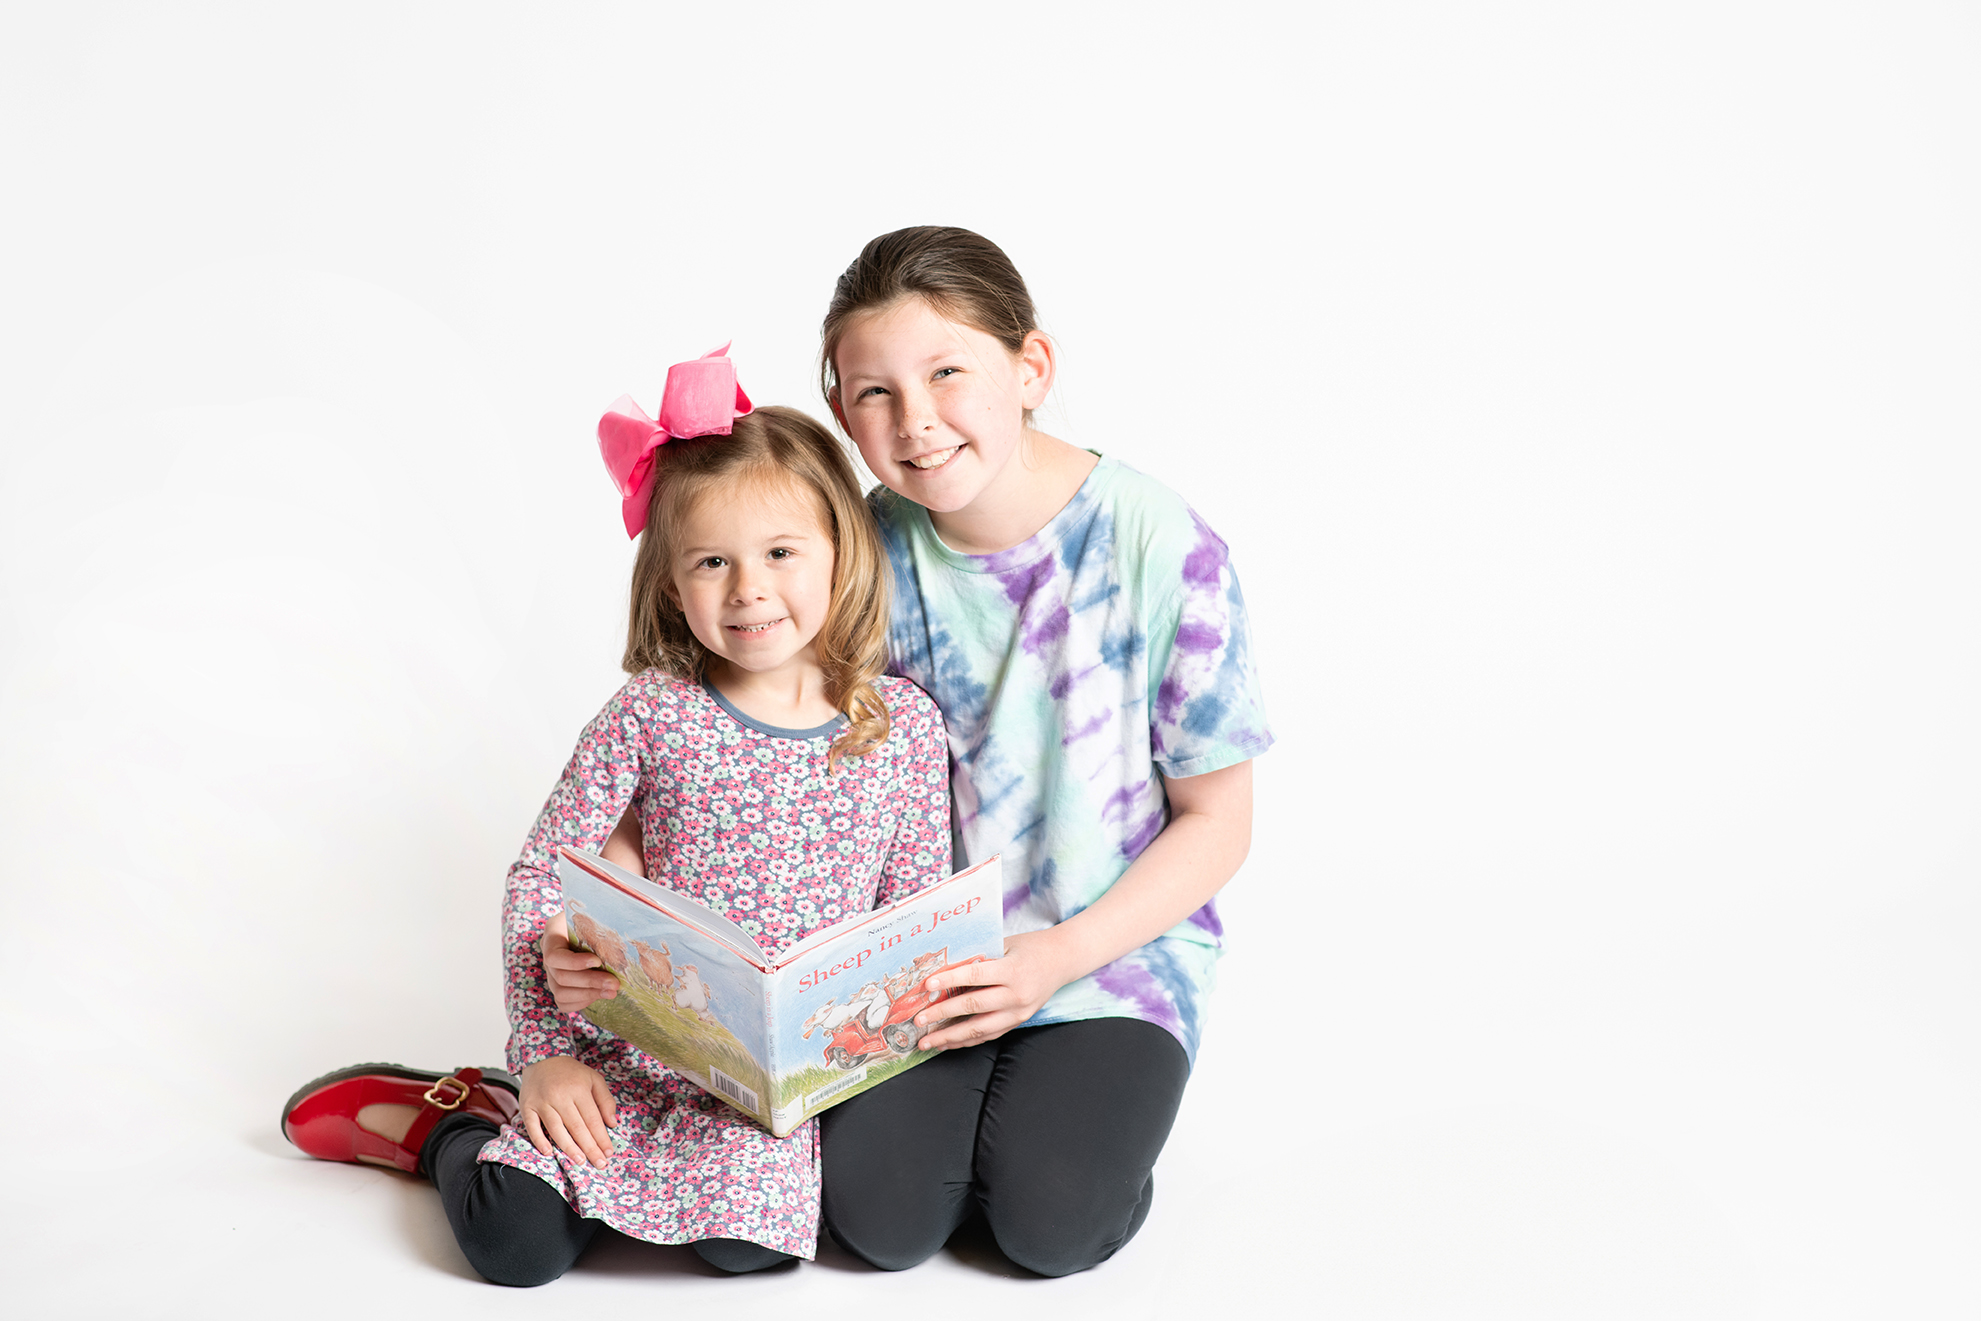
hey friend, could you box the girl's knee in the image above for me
[450,1163,596,1286]
[985,1173,1156,1278]
[461,1241,578,1289]
[823,1208,954,1272]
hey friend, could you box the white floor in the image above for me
[9,917,1978,1318]
[6,5,1981,1317]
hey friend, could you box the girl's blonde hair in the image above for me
[623,405,892,768]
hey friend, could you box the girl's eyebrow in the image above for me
[842,350,966,384]
[678,531,818,555]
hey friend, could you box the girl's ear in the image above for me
[1017,330,1055,412]
[827,386,847,431]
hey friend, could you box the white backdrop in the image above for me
[3,3,1977,1317]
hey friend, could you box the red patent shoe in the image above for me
[281,1062,521,1174]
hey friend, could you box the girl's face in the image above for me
[668,476,837,684]
[832,297,1051,515]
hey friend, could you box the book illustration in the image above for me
[564,885,770,1114]
[558,848,1005,1134]
[800,948,989,1067]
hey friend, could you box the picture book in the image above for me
[556,847,1004,1137]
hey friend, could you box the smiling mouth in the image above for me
[907,445,961,471]
[728,618,785,635]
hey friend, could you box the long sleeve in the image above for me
[502,680,651,1073]
[872,678,954,909]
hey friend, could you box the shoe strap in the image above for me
[399,1067,489,1174]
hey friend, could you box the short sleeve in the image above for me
[873,679,954,907]
[1147,508,1275,778]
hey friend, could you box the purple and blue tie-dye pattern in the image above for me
[870,457,1272,1062]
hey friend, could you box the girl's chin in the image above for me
[886,466,984,512]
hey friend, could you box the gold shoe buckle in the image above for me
[422,1075,471,1111]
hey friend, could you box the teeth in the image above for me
[910,447,960,470]
[733,620,780,633]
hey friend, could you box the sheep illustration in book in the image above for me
[885,948,950,999]
[568,909,627,970]
[849,980,890,1031]
[674,965,722,1027]
[632,939,673,992]
[799,996,847,1040]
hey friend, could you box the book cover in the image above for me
[558,849,1003,1136]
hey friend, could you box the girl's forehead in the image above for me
[685,465,830,531]
[840,297,976,354]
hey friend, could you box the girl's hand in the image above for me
[518,1056,619,1167]
[912,930,1077,1051]
[541,913,620,1012]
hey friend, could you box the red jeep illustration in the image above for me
[808,953,990,1068]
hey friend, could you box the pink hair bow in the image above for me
[598,343,754,537]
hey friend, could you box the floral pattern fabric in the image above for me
[480,671,951,1258]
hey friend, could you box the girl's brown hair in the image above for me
[623,405,892,769]
[819,225,1042,423]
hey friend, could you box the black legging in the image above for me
[818,1017,1191,1276]
[421,1114,794,1286]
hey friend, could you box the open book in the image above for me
[556,847,1004,1137]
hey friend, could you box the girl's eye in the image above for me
[697,556,726,569]
[768,547,793,561]
[932,367,959,381]
[855,385,888,400]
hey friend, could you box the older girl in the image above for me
[811,227,1273,1276]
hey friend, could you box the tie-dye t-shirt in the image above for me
[871,456,1273,1063]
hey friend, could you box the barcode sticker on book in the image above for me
[806,1066,870,1110]
[707,1066,759,1113]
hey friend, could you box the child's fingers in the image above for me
[541,1107,595,1166]
[917,981,1015,1028]
[521,1106,554,1157]
[573,1093,616,1161]
[923,958,1005,995]
[565,1098,612,1166]
[547,966,615,995]
[590,1074,619,1127]
[919,1009,1018,1052]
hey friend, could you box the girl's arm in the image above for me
[504,685,652,1165]
[915,758,1253,1050]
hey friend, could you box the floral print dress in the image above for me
[479,671,951,1258]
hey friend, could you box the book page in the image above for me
[559,847,771,966]
[764,856,1004,1134]
[558,851,772,1124]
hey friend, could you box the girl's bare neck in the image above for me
[705,658,839,729]
[930,431,1099,556]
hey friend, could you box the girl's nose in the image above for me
[897,390,938,436]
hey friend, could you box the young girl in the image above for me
[280,352,951,1285]
[812,227,1272,1275]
